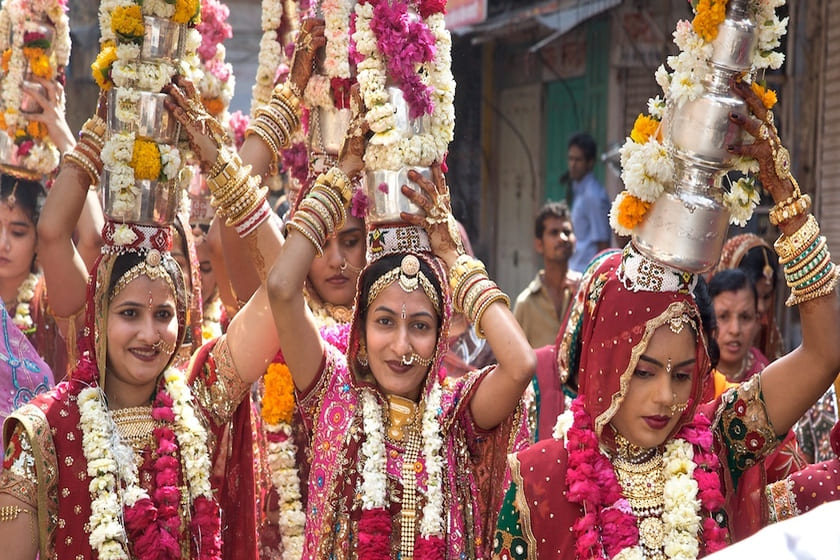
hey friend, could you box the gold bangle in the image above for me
[286,219,325,256]
[775,214,821,264]
[448,254,487,293]
[784,237,826,275]
[786,265,839,306]
[769,194,812,226]
[787,252,832,289]
[323,166,353,205]
[472,290,511,339]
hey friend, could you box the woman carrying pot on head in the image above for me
[0,23,326,560]
[491,80,840,559]
[265,91,535,558]
[0,76,103,446]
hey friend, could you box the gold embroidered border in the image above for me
[509,454,537,560]
[765,477,800,522]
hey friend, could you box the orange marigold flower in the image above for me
[172,0,201,25]
[26,120,47,140]
[91,44,118,91]
[692,0,727,42]
[262,362,295,425]
[751,82,778,110]
[630,114,660,145]
[617,194,651,230]
[23,48,52,79]
[1,49,12,73]
[202,97,224,117]
[0,112,6,131]
[131,139,162,181]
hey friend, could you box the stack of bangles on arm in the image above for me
[448,254,510,339]
[206,148,271,238]
[63,116,106,186]
[774,213,840,306]
[285,167,352,256]
[245,82,301,175]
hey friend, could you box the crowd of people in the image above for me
[0,3,838,560]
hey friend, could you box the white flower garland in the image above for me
[612,438,702,560]
[611,0,787,233]
[98,0,195,213]
[264,422,305,560]
[250,0,285,117]
[302,0,354,111]
[353,5,455,170]
[201,295,224,342]
[78,368,214,559]
[0,0,69,175]
[11,272,38,334]
[359,381,445,538]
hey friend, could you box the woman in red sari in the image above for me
[492,81,840,559]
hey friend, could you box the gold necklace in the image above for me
[110,405,156,456]
[386,394,420,442]
[613,435,667,557]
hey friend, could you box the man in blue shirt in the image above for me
[566,132,611,273]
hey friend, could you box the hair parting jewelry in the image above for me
[110,250,176,301]
[401,303,407,320]
[665,358,673,375]
[366,255,441,315]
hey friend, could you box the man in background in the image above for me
[514,202,580,348]
[566,132,611,273]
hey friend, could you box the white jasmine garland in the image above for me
[250,0,284,117]
[419,379,444,538]
[551,409,574,442]
[112,223,139,246]
[360,389,388,509]
[354,5,455,170]
[12,273,39,334]
[610,192,635,237]
[264,422,305,560]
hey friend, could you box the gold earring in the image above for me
[358,343,368,367]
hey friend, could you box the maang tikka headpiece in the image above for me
[366,254,440,314]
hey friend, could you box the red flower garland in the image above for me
[565,396,729,558]
[358,508,391,560]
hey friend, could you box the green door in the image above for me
[544,15,609,204]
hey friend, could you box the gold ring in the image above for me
[758,124,769,140]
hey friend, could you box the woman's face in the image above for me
[106,275,179,398]
[309,216,365,307]
[755,277,774,320]
[194,233,217,301]
[610,323,697,450]
[363,282,439,401]
[0,202,36,282]
[713,287,758,372]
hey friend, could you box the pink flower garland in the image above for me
[358,508,391,560]
[565,396,729,558]
[123,389,223,560]
[196,0,233,61]
[367,0,436,119]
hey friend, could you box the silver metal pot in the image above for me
[101,167,181,225]
[364,167,431,224]
[632,162,731,273]
[310,106,352,155]
[137,16,186,63]
[107,89,180,144]
[709,0,756,72]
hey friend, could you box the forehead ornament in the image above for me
[668,313,691,334]
[366,254,440,314]
[110,250,175,301]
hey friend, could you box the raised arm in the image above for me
[37,100,107,320]
[266,92,366,391]
[728,79,840,435]
[401,167,536,430]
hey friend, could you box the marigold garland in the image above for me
[617,193,651,230]
[131,139,162,181]
[262,363,296,425]
[91,42,117,90]
[111,5,145,43]
[750,81,777,109]
[630,113,659,145]
[691,0,727,42]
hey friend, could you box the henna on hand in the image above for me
[400,164,463,262]
[289,18,326,96]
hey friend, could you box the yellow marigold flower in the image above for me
[26,120,47,140]
[630,114,660,145]
[172,0,201,25]
[692,0,726,42]
[1,49,12,73]
[91,44,118,91]
[111,5,145,41]
[617,193,652,230]
[14,128,27,141]
[23,48,52,79]
[131,139,162,181]
[751,82,778,110]
[262,362,295,425]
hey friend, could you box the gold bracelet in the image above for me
[472,290,511,339]
[786,265,839,306]
[769,194,812,226]
[286,219,325,256]
[784,237,826,275]
[787,252,832,289]
[323,166,353,205]
[774,214,820,264]
[448,254,487,293]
